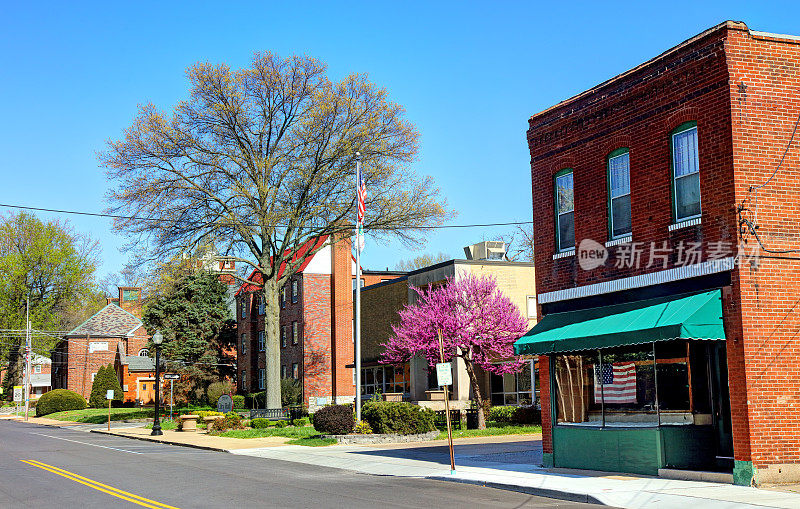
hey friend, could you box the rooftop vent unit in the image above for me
[463,241,506,261]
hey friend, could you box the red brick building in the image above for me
[52,287,152,402]
[236,235,404,408]
[515,21,800,485]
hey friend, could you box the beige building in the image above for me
[358,242,537,409]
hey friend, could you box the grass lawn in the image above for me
[286,437,336,446]
[437,424,542,440]
[143,420,178,430]
[218,426,319,439]
[43,407,155,424]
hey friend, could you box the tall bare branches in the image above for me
[100,52,452,407]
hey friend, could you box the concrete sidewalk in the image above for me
[230,441,800,509]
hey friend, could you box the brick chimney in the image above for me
[117,287,143,318]
[329,232,354,401]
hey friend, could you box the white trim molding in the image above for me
[538,256,735,304]
[605,235,633,247]
[553,249,576,260]
[668,217,702,231]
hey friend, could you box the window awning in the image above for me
[514,289,725,356]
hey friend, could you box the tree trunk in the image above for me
[462,358,487,430]
[263,278,282,409]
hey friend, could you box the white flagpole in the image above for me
[355,152,363,423]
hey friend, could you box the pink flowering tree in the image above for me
[382,273,529,429]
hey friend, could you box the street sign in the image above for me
[436,362,452,387]
[13,386,22,402]
[217,394,233,413]
[163,373,181,380]
[106,389,115,400]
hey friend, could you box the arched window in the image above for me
[138,348,150,357]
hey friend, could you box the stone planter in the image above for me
[321,430,439,445]
[425,390,445,401]
[382,392,403,402]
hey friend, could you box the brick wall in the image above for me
[330,233,355,400]
[280,274,304,383]
[360,279,409,363]
[727,27,800,479]
[303,274,333,400]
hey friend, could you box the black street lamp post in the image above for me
[151,330,164,436]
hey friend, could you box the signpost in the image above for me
[106,389,114,431]
[162,374,180,420]
[436,330,456,474]
[13,385,22,415]
[217,394,233,414]
[163,374,180,421]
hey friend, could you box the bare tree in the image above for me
[493,224,534,262]
[394,252,450,271]
[100,53,452,408]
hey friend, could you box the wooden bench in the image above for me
[178,414,199,432]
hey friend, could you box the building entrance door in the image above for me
[138,379,155,405]
[711,343,734,470]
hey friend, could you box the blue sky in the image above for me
[1,1,798,279]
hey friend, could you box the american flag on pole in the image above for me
[356,157,366,251]
[594,362,637,404]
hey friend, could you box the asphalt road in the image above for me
[0,420,593,509]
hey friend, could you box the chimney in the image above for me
[117,286,143,317]
[330,233,354,401]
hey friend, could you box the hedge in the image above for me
[36,389,87,417]
[488,405,541,425]
[251,418,270,429]
[313,404,354,435]
[362,401,436,435]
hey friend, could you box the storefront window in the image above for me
[554,352,601,424]
[600,344,657,426]
[491,360,536,407]
[554,340,715,427]
[362,364,410,396]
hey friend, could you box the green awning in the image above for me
[514,289,725,356]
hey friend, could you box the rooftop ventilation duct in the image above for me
[463,241,506,261]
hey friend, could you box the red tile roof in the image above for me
[235,235,329,295]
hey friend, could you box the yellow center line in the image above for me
[21,459,180,509]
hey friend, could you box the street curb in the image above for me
[426,475,606,505]
[89,429,231,453]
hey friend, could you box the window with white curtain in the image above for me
[555,170,575,251]
[608,150,632,238]
[672,124,701,222]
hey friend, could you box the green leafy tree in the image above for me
[141,271,236,402]
[0,212,103,396]
[89,364,123,408]
[281,378,302,407]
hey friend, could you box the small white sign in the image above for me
[13,386,23,402]
[106,389,115,400]
[436,362,452,387]
[89,341,109,354]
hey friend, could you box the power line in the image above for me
[749,108,800,192]
[0,202,532,230]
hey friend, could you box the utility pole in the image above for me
[24,298,31,421]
